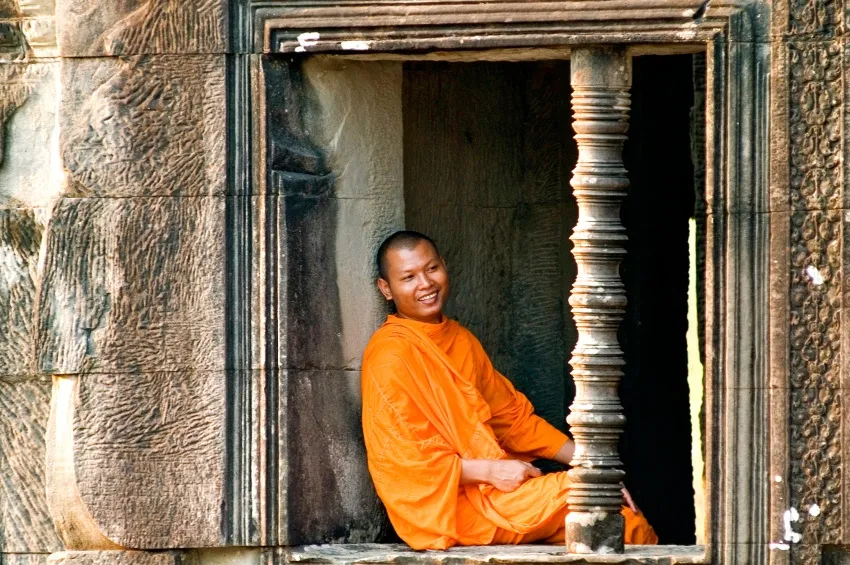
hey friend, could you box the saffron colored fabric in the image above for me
[361,315,658,550]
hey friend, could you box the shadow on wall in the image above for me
[265,56,403,544]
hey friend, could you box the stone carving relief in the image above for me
[0,64,37,167]
[788,39,843,565]
[0,0,56,60]
[788,0,843,36]
[0,0,50,169]
[788,42,842,211]
[0,209,61,555]
[60,55,225,198]
[0,209,40,371]
[57,0,225,56]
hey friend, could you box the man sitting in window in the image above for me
[361,230,657,550]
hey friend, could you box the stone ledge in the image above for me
[285,544,706,565]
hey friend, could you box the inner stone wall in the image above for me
[403,61,576,437]
[281,58,404,543]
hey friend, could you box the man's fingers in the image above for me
[621,487,638,513]
[527,465,542,478]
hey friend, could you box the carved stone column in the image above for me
[565,46,631,554]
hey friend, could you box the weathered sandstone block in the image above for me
[282,59,404,372]
[285,196,402,372]
[2,555,50,565]
[0,379,61,552]
[403,62,526,209]
[56,1,226,57]
[302,59,403,201]
[0,62,59,209]
[48,372,226,548]
[48,551,194,565]
[287,369,388,544]
[60,55,225,198]
[0,209,42,376]
[37,197,225,375]
[0,0,56,60]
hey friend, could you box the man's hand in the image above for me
[488,460,542,492]
[460,459,542,492]
[622,486,640,514]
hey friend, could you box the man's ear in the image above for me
[377,277,393,301]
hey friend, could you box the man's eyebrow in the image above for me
[398,262,432,275]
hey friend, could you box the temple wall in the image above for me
[0,0,235,558]
[771,2,850,563]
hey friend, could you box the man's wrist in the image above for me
[460,458,497,486]
[481,459,495,485]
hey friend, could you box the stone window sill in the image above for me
[287,544,707,565]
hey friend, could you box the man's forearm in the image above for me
[552,439,575,466]
[460,458,493,485]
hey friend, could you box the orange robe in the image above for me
[361,315,658,550]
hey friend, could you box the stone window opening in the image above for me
[263,48,708,555]
[3,3,774,564]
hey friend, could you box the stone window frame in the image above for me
[224,2,772,562]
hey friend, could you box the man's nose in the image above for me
[416,273,433,288]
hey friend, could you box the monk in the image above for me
[361,230,658,550]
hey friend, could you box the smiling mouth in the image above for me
[418,291,439,303]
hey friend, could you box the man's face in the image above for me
[377,241,449,324]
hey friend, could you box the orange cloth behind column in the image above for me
[361,315,657,550]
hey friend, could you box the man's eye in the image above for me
[402,276,414,282]
[428,265,438,272]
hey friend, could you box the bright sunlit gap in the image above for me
[687,218,706,544]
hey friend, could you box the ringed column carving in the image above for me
[565,46,631,554]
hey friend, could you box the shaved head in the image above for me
[377,231,440,280]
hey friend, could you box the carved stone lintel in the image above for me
[565,45,631,554]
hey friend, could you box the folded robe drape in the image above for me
[361,314,657,550]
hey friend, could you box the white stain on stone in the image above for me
[295,32,320,52]
[783,508,802,543]
[774,475,783,483]
[677,28,697,40]
[682,8,695,16]
[809,504,821,517]
[769,543,790,551]
[565,512,604,527]
[806,265,824,285]
[341,40,371,51]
